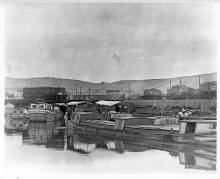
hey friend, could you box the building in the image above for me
[68,94,125,101]
[5,88,23,99]
[130,93,142,100]
[200,81,216,91]
[192,89,200,94]
[167,85,194,96]
[142,88,162,100]
[144,88,162,96]
[106,90,121,95]
[23,87,67,101]
[199,81,217,99]
[167,85,194,99]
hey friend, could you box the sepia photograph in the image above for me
[0,0,219,178]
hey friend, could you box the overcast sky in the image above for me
[5,3,218,82]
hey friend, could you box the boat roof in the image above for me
[95,100,121,106]
[55,103,67,106]
[30,102,50,105]
[67,101,86,105]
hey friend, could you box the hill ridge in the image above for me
[5,72,216,84]
[5,72,217,95]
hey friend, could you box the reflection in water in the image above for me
[179,152,216,170]
[4,117,216,171]
[4,113,29,135]
[22,122,65,150]
[66,130,152,154]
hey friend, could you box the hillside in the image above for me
[5,72,217,96]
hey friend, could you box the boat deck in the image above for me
[84,120,179,131]
[66,118,216,148]
[85,120,115,126]
[127,125,179,131]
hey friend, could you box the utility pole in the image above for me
[128,84,131,113]
[180,78,182,86]
[88,87,91,100]
[170,80,172,89]
[79,86,82,100]
[128,83,131,100]
[198,75,200,88]
[75,84,78,95]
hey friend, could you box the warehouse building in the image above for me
[167,85,194,99]
[23,87,67,101]
[142,88,162,100]
[199,81,217,99]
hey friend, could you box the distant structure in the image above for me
[68,94,125,101]
[23,87,67,101]
[141,88,162,100]
[67,88,125,101]
[5,88,23,99]
[100,82,108,85]
[130,93,142,100]
[166,77,217,100]
[199,81,217,99]
[106,89,121,95]
[167,85,194,99]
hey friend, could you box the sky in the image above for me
[4,3,218,82]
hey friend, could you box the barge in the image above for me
[66,115,216,147]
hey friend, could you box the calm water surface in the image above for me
[3,119,216,175]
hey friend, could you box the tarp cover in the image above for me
[67,101,86,105]
[95,100,121,106]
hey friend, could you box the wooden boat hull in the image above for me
[66,119,216,147]
[29,109,57,122]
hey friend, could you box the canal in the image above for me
[2,120,216,175]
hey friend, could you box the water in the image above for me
[2,119,216,175]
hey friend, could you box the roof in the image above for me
[95,100,121,106]
[106,89,120,92]
[55,103,67,106]
[30,102,49,105]
[67,101,86,105]
[144,88,161,91]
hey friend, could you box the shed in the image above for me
[179,120,216,134]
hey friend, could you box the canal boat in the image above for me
[66,114,216,147]
[64,101,100,122]
[95,100,132,121]
[4,111,29,133]
[29,103,59,122]
[10,108,29,119]
[4,117,29,133]
[65,100,132,125]
[65,100,127,120]
[5,103,15,113]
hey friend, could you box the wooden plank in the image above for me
[190,116,216,120]
[181,120,216,123]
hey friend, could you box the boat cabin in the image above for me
[30,103,53,110]
[179,119,216,135]
[95,100,131,121]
